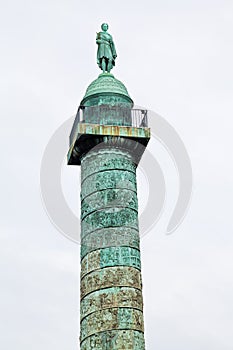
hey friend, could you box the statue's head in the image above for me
[101,23,109,32]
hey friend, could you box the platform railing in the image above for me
[70,105,148,146]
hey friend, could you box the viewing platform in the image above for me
[68,105,150,165]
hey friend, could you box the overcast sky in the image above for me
[1,0,233,349]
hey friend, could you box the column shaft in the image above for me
[80,148,145,350]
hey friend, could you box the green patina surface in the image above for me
[80,149,145,349]
[81,149,136,179]
[81,169,137,199]
[81,73,133,105]
[96,23,117,74]
[80,308,144,342]
[80,227,140,258]
[81,188,138,219]
[68,124,150,166]
[67,74,150,166]
[80,247,141,276]
[81,265,142,299]
[67,26,149,348]
[80,286,143,320]
[80,330,145,350]
[78,123,150,138]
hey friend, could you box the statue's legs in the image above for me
[107,59,112,73]
[101,58,107,72]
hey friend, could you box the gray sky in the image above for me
[1,0,233,349]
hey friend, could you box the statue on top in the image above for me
[96,23,117,73]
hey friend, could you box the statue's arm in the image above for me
[111,39,117,58]
[96,32,103,44]
[96,32,100,44]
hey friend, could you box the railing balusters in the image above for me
[73,106,148,131]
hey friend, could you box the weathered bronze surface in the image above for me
[80,287,143,320]
[80,227,140,258]
[79,148,146,348]
[81,188,138,220]
[78,123,150,138]
[80,308,144,342]
[80,73,133,106]
[80,330,145,350]
[67,73,150,166]
[81,247,141,278]
[67,25,150,349]
[80,265,142,299]
[81,149,136,179]
[96,23,117,73]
